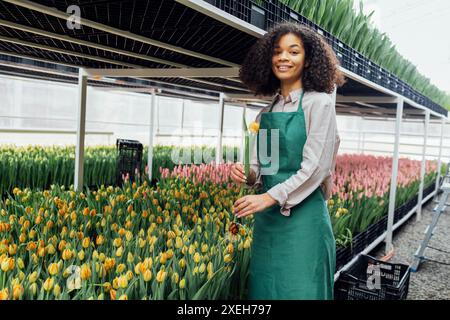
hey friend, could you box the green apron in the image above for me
[248,90,336,300]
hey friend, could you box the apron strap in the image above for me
[296,89,305,113]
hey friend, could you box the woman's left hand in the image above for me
[232,193,278,218]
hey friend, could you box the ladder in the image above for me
[411,164,450,272]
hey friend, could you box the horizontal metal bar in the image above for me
[84,67,240,78]
[0,128,113,135]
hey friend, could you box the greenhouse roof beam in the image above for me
[83,67,240,79]
[176,0,265,38]
[0,35,245,92]
[0,35,137,68]
[337,96,398,104]
[2,0,239,68]
[342,67,444,119]
[0,54,228,100]
[0,18,245,90]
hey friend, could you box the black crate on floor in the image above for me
[335,255,410,300]
[116,139,143,185]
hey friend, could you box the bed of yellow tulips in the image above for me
[0,168,256,300]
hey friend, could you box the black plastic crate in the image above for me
[116,139,143,185]
[376,216,387,235]
[336,245,353,272]
[335,254,410,300]
[352,232,366,258]
[365,222,379,246]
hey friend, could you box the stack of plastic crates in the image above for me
[116,139,143,186]
[335,254,410,300]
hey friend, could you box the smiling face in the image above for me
[271,32,306,84]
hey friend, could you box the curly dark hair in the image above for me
[239,22,346,96]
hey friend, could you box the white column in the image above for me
[74,69,88,192]
[417,110,430,221]
[240,103,247,163]
[215,93,225,165]
[434,117,445,193]
[180,99,185,130]
[385,97,403,254]
[148,90,156,181]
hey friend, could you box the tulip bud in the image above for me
[115,246,123,257]
[80,264,91,280]
[179,278,186,289]
[53,284,61,297]
[28,283,37,296]
[143,269,152,282]
[156,269,167,283]
[48,263,59,276]
[118,275,128,288]
[43,277,54,291]
[127,252,134,264]
[116,263,126,274]
[224,254,232,263]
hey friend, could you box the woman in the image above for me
[230,22,346,300]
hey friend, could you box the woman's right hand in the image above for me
[230,162,247,184]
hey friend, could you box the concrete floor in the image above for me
[372,195,450,300]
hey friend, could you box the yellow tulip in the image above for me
[193,252,201,264]
[43,277,54,291]
[0,288,9,300]
[207,262,214,274]
[118,275,128,288]
[127,252,134,264]
[156,269,167,283]
[143,269,152,282]
[8,244,17,255]
[12,284,23,300]
[199,263,206,274]
[115,246,123,257]
[103,282,112,293]
[243,238,251,249]
[126,270,133,281]
[224,254,232,263]
[46,244,56,255]
[144,257,153,269]
[82,237,90,249]
[179,278,186,289]
[96,235,105,246]
[249,121,260,134]
[48,262,59,276]
[160,252,167,265]
[172,272,179,284]
[53,284,61,297]
[28,283,37,296]
[119,294,128,300]
[78,250,85,261]
[81,264,91,280]
[113,238,122,247]
[125,231,133,242]
[28,271,38,283]
[110,289,117,300]
[62,249,73,260]
[175,237,183,249]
